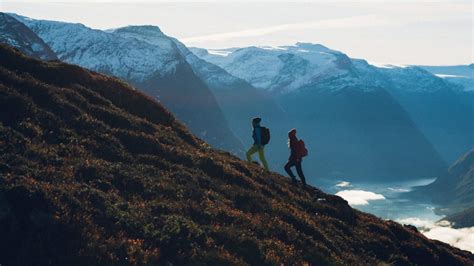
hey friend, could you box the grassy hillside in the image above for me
[0,44,472,265]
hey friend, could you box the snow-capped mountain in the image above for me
[195,44,473,165]
[11,14,244,155]
[194,44,448,180]
[375,64,474,163]
[13,17,178,82]
[111,25,292,170]
[0,13,56,60]
[193,43,371,94]
[377,64,458,93]
[417,64,474,92]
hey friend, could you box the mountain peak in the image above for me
[193,43,355,93]
[294,42,333,52]
[111,25,164,36]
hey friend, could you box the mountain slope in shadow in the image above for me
[0,12,57,60]
[0,44,472,265]
[108,26,292,170]
[417,148,474,215]
[195,44,447,181]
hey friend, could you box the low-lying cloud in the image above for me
[397,217,474,253]
[335,190,385,206]
[335,181,351,188]
[387,187,411,193]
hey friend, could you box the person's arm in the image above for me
[290,139,296,157]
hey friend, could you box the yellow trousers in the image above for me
[246,144,269,170]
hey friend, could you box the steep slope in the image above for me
[421,149,474,211]
[0,13,56,60]
[443,206,474,228]
[196,44,446,180]
[377,65,474,163]
[1,44,473,265]
[11,14,244,155]
[111,26,292,171]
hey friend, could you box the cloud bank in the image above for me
[397,217,474,253]
[335,190,385,206]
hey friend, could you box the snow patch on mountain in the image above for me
[193,43,365,93]
[377,65,455,93]
[194,43,461,95]
[436,74,467,78]
[207,49,232,56]
[108,25,242,90]
[11,14,179,82]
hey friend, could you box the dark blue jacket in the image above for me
[252,126,262,146]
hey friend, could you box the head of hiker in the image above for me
[289,128,297,139]
[252,117,261,128]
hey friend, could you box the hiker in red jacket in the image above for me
[284,129,307,186]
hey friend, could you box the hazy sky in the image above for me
[2,0,472,65]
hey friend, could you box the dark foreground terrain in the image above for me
[0,45,473,265]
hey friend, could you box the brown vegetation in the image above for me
[0,44,473,265]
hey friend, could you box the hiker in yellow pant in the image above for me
[246,144,269,170]
[246,117,269,170]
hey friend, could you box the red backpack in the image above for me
[296,139,308,158]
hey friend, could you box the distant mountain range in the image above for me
[2,12,472,181]
[195,44,473,167]
[195,44,451,180]
[1,43,472,264]
[418,64,474,92]
[376,65,473,164]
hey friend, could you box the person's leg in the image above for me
[257,146,269,170]
[284,160,297,183]
[246,145,258,162]
[295,160,307,186]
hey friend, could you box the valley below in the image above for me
[321,178,474,253]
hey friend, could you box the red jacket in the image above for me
[288,136,301,161]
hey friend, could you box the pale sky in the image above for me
[1,0,472,65]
